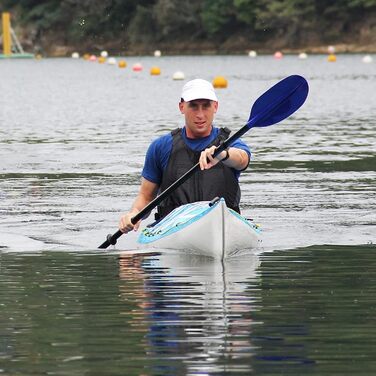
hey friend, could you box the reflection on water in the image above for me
[132,253,260,374]
[118,252,261,375]
[1,246,375,375]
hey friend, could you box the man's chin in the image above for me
[186,124,212,138]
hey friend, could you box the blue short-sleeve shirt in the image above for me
[142,126,251,185]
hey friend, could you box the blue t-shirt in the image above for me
[142,126,251,185]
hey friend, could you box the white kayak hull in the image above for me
[138,198,261,259]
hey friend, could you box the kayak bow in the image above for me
[138,198,261,259]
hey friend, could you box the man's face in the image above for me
[179,99,218,139]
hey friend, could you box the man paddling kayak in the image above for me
[119,79,251,234]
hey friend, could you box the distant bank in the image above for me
[29,39,376,58]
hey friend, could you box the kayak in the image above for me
[138,197,261,259]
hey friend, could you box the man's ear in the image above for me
[213,101,218,113]
[179,101,185,114]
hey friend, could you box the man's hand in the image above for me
[199,145,227,170]
[119,209,141,233]
[199,146,249,171]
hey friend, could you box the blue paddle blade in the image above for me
[247,75,309,128]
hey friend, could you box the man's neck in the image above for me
[184,125,213,139]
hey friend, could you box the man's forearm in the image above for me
[221,148,249,171]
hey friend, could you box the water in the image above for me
[0,55,375,374]
[1,247,375,374]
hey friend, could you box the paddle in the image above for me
[98,74,309,249]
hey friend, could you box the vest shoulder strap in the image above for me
[218,127,231,143]
[171,128,180,136]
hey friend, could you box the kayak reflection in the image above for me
[118,251,261,374]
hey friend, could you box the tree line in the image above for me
[2,0,376,54]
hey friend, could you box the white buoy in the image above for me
[298,52,308,59]
[154,50,162,57]
[107,57,117,65]
[172,71,185,80]
[101,50,108,58]
[248,50,257,57]
[327,45,336,54]
[71,52,80,59]
[362,55,373,63]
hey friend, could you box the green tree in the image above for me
[153,0,203,40]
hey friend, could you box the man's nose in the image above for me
[196,106,205,117]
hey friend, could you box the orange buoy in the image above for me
[98,56,106,64]
[150,66,161,75]
[327,54,337,62]
[274,51,283,59]
[118,60,127,68]
[212,76,228,89]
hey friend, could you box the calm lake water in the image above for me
[0,54,375,374]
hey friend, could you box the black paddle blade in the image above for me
[248,75,309,128]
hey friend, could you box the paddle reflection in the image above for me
[118,251,261,375]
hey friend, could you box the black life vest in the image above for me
[156,127,241,219]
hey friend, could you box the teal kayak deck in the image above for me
[138,199,260,245]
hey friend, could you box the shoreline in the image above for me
[19,34,376,57]
[45,44,376,58]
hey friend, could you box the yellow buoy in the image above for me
[212,76,228,89]
[83,53,90,60]
[150,66,161,75]
[327,54,337,62]
[118,60,127,68]
[98,56,106,64]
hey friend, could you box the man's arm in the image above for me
[199,146,250,171]
[119,178,159,233]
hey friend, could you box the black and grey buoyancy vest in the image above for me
[156,127,241,219]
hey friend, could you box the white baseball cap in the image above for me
[181,79,218,102]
